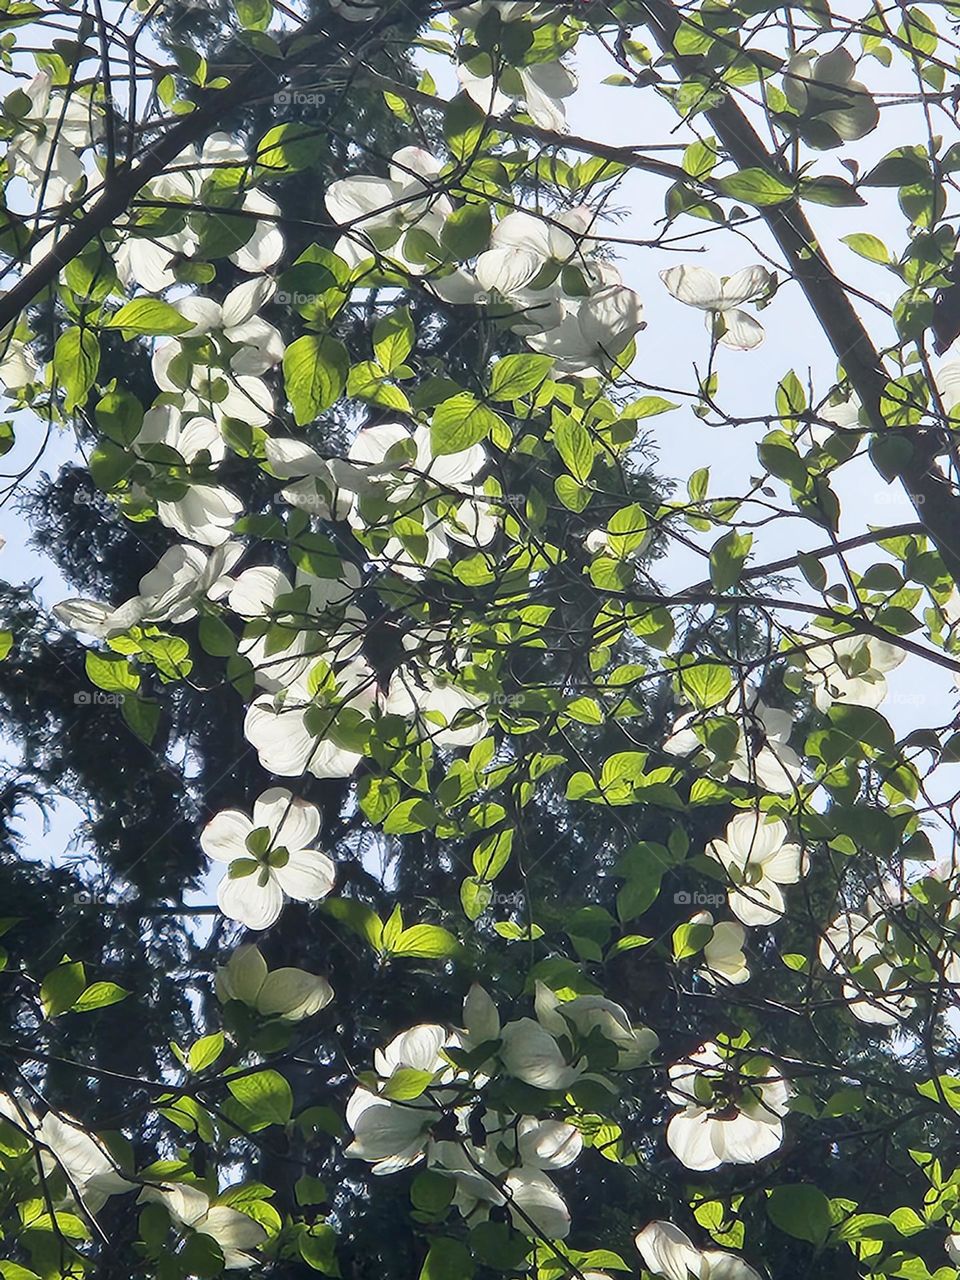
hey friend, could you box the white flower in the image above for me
[458,59,577,132]
[783,49,879,146]
[55,541,243,639]
[37,1112,134,1212]
[664,696,802,796]
[139,1183,267,1269]
[697,915,751,986]
[6,71,98,201]
[384,672,488,747]
[636,1221,763,1280]
[168,277,284,378]
[475,207,594,296]
[325,147,452,273]
[116,136,282,291]
[801,626,904,711]
[819,910,915,1026]
[243,657,378,780]
[946,1235,960,1267]
[133,407,243,546]
[200,787,335,929]
[526,284,644,376]
[534,982,658,1069]
[228,562,364,691]
[498,1017,584,1090]
[215,943,333,1020]
[706,812,806,927]
[430,1112,579,1239]
[666,1043,790,1171]
[660,265,774,351]
[0,330,38,392]
[345,1024,451,1173]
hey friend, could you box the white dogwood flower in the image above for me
[243,657,378,779]
[6,71,98,202]
[54,542,242,638]
[132,407,243,546]
[458,59,577,132]
[526,284,644,376]
[325,147,452,273]
[384,672,488,747]
[215,943,333,1020]
[116,136,282,291]
[783,48,879,146]
[475,207,594,296]
[498,1017,585,1090]
[666,1042,790,1170]
[37,1112,135,1211]
[636,1221,763,1280]
[533,982,659,1069]
[139,1183,267,1269]
[706,812,806,927]
[694,913,751,986]
[801,626,904,711]
[819,910,915,1026]
[346,1024,450,1173]
[660,265,775,351]
[200,787,335,929]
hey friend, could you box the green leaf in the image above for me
[0,632,12,661]
[607,503,648,557]
[95,388,144,446]
[431,394,501,455]
[718,168,794,206]
[555,415,593,484]
[300,1223,339,1274]
[227,1070,294,1126]
[72,981,129,1013]
[295,1175,328,1207]
[420,1239,474,1280]
[709,530,753,591]
[672,920,712,960]
[55,327,100,413]
[86,651,140,693]
[121,696,161,745]
[461,876,493,921]
[443,93,486,160]
[488,354,553,400]
[187,1032,225,1072]
[283,335,349,425]
[103,299,193,337]
[382,1068,435,1100]
[677,659,732,709]
[841,232,893,264]
[257,121,316,172]
[390,925,460,958]
[441,202,492,259]
[373,308,415,373]
[766,1184,834,1245]
[41,960,86,1017]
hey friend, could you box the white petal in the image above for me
[201,810,254,863]
[660,265,723,310]
[252,786,321,849]
[273,848,336,902]
[218,871,284,930]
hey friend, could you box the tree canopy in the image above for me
[1,0,960,1279]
